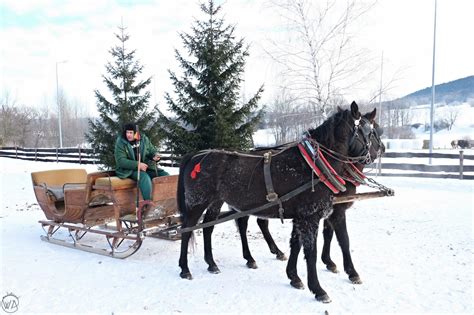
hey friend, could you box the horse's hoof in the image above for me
[349,275,362,284]
[315,293,332,303]
[208,266,221,274]
[246,261,258,269]
[290,279,305,290]
[326,265,338,273]
[276,253,288,261]
[180,271,193,280]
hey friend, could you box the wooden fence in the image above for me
[0,146,180,167]
[371,151,473,180]
[0,147,472,179]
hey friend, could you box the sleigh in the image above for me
[32,164,393,259]
[32,169,180,258]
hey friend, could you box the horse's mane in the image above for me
[307,109,349,148]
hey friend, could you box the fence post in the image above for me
[459,150,464,180]
[35,148,38,161]
[56,148,59,163]
[377,155,382,177]
[78,147,82,165]
[15,146,18,159]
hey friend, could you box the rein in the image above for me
[178,180,317,233]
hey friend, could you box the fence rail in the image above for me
[0,146,179,167]
[370,150,473,180]
[0,147,472,179]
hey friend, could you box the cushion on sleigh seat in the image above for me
[45,183,87,202]
[45,186,65,201]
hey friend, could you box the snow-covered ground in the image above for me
[0,157,472,314]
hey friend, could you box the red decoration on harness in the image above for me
[298,143,340,193]
[190,162,201,179]
[344,163,366,186]
[317,148,346,186]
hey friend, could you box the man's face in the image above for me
[126,130,135,142]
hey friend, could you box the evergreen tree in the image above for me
[159,0,264,155]
[86,24,161,169]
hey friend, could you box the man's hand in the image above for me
[153,153,161,161]
[139,162,148,171]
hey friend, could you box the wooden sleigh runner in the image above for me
[32,169,181,259]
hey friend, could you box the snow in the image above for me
[0,157,473,314]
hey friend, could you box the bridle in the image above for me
[348,116,384,165]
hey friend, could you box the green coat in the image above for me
[114,134,159,178]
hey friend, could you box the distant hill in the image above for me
[390,75,474,106]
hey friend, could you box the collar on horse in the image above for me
[297,139,347,194]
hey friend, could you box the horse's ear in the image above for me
[350,101,360,118]
[368,108,377,121]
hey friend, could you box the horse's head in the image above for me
[307,101,361,155]
[348,106,385,165]
[307,101,384,164]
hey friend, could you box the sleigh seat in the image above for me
[92,173,179,222]
[32,169,117,224]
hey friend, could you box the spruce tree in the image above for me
[86,24,160,169]
[159,0,264,155]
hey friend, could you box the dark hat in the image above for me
[122,123,136,132]
[122,123,137,140]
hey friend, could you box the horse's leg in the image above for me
[236,216,258,269]
[286,223,304,290]
[179,204,208,280]
[179,231,194,279]
[203,200,224,274]
[299,218,331,303]
[328,207,362,284]
[257,218,287,261]
[321,218,338,273]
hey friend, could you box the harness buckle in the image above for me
[266,192,279,202]
[263,151,272,164]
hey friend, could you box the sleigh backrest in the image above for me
[31,169,87,187]
[31,169,88,223]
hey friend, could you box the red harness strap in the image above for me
[343,163,367,186]
[298,143,341,194]
[317,147,346,186]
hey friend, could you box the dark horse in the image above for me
[234,108,384,287]
[177,102,373,302]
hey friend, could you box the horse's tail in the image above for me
[177,153,194,223]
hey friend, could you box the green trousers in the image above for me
[129,168,170,200]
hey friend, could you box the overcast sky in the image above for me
[1,0,473,116]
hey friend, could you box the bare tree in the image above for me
[267,88,322,144]
[0,89,90,148]
[445,104,460,131]
[0,92,37,146]
[58,90,89,147]
[266,0,377,125]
